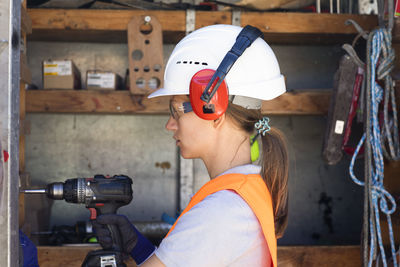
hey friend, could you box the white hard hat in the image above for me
[148,24,286,104]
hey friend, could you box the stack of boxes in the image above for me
[42,59,122,90]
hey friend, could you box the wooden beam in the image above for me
[262,90,331,115]
[28,9,185,31]
[240,13,377,34]
[19,83,26,172]
[20,55,32,85]
[21,6,32,35]
[37,245,360,267]
[26,90,331,115]
[28,9,376,34]
[278,246,361,266]
[28,9,377,44]
[26,90,170,114]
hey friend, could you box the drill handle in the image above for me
[107,224,124,253]
[94,206,125,253]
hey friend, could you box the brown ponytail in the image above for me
[226,103,289,238]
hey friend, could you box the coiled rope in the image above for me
[349,28,400,267]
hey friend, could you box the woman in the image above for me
[93,24,289,267]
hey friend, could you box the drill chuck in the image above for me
[47,182,64,200]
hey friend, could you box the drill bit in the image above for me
[21,189,46,194]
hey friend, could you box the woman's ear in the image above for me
[213,113,225,129]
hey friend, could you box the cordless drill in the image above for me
[23,174,133,267]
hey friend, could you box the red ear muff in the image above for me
[190,69,229,120]
[189,26,262,120]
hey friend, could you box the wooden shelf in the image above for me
[28,9,378,44]
[26,89,331,115]
[37,245,361,267]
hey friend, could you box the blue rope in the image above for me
[349,28,399,267]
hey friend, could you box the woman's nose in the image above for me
[165,116,177,131]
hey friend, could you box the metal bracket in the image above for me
[232,10,241,26]
[186,9,195,35]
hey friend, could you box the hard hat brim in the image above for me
[148,87,187,98]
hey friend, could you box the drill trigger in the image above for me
[89,208,97,220]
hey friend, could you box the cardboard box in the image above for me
[86,70,123,90]
[43,60,81,89]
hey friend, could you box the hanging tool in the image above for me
[342,67,363,155]
[22,174,133,267]
[322,54,359,165]
[323,19,370,165]
[128,15,164,95]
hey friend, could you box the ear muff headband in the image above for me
[189,25,264,120]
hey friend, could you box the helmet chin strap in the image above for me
[229,95,262,110]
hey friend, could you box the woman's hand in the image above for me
[92,214,156,265]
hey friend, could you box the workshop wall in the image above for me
[25,41,364,246]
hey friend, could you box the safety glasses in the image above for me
[169,101,193,120]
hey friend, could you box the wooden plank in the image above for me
[21,6,32,35]
[241,12,377,34]
[37,246,137,267]
[261,90,331,115]
[37,245,360,267]
[277,246,361,266]
[20,0,29,232]
[28,9,377,44]
[28,9,184,31]
[28,9,376,34]
[26,90,331,115]
[26,90,170,114]
[20,54,32,85]
[19,83,26,172]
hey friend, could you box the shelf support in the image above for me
[0,0,21,265]
[186,9,195,35]
[232,10,241,26]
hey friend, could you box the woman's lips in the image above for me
[174,136,180,145]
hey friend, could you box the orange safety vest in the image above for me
[165,173,277,267]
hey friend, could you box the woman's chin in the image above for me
[179,150,196,159]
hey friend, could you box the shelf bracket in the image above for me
[232,10,241,26]
[186,9,195,35]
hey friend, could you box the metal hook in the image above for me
[345,19,369,40]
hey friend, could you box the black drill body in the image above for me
[46,175,133,216]
[41,174,133,267]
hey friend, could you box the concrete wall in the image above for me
[26,41,364,245]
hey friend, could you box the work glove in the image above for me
[19,230,39,267]
[92,214,156,265]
